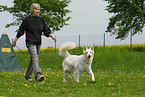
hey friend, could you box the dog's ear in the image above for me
[90,46,94,51]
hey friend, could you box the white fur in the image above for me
[59,42,95,82]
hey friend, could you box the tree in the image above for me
[0,0,71,32]
[104,0,145,40]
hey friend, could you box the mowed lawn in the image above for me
[0,45,145,97]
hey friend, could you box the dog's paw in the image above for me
[92,79,95,82]
[63,80,66,82]
[92,78,95,81]
[92,80,96,83]
[68,76,72,79]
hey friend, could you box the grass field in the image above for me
[0,44,145,97]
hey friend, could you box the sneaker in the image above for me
[35,73,44,82]
[25,77,32,81]
[37,75,44,82]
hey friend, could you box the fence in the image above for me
[14,33,145,50]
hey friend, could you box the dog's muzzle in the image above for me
[88,55,91,58]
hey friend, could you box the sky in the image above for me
[0,0,145,48]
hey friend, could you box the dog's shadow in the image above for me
[85,81,96,84]
[89,81,96,84]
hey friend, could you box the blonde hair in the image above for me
[30,3,40,15]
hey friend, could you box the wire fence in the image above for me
[14,32,145,50]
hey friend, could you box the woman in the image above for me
[12,3,56,82]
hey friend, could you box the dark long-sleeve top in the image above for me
[16,15,51,45]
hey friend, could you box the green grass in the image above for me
[0,47,145,97]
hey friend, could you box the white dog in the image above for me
[59,42,95,82]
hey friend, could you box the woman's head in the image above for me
[30,3,40,16]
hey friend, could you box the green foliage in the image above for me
[0,0,71,32]
[104,0,145,40]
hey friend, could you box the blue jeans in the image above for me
[25,45,41,78]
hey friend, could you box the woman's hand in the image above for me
[49,34,57,42]
[12,37,18,47]
[12,41,16,47]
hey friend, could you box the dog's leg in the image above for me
[87,69,95,81]
[74,69,79,82]
[63,69,72,82]
[63,72,67,82]
[66,70,72,79]
[67,74,72,79]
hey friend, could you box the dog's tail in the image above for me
[59,42,76,57]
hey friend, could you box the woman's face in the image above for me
[32,7,40,16]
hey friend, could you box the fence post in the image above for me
[130,32,132,49]
[55,36,56,52]
[79,34,80,47]
[103,33,105,47]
